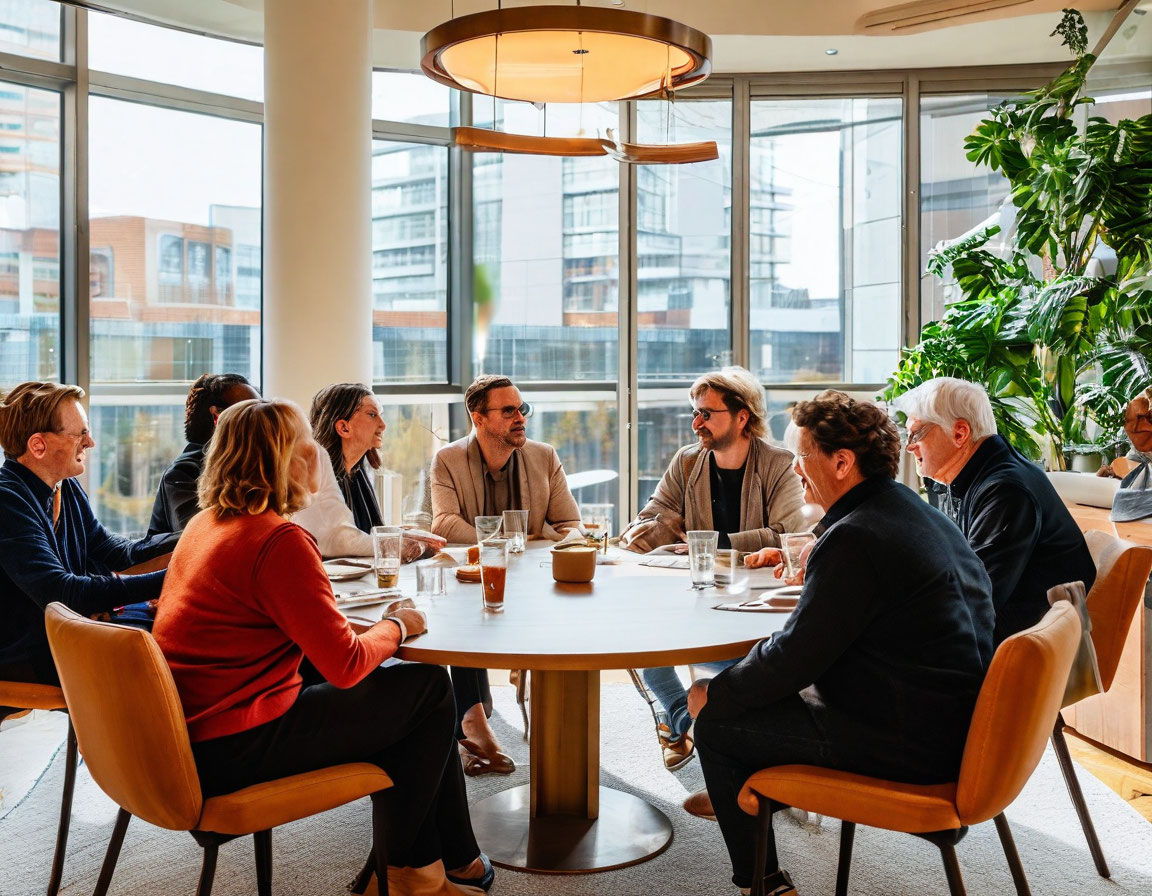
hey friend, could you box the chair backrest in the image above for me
[955,601,1080,824]
[1082,529,1152,691]
[45,603,204,830]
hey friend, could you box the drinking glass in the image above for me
[480,538,509,610]
[371,525,403,591]
[474,515,502,545]
[714,548,748,594]
[686,530,719,590]
[581,503,614,538]
[502,509,529,553]
[780,532,817,580]
[415,561,447,597]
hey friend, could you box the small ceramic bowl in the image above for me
[551,545,597,583]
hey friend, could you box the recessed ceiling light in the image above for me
[612,0,625,6]
[825,48,839,56]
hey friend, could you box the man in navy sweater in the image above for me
[895,377,1095,644]
[0,381,175,695]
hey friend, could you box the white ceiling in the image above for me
[81,0,1146,72]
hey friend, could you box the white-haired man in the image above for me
[620,366,808,771]
[894,376,1095,643]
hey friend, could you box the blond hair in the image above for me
[690,366,768,440]
[198,398,313,518]
[0,381,86,460]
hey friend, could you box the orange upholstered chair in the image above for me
[738,600,1081,896]
[44,602,394,896]
[1051,530,1152,878]
[0,682,76,896]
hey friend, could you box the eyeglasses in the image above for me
[50,428,91,441]
[691,407,733,422]
[905,423,936,447]
[1126,412,1152,428]
[483,402,532,419]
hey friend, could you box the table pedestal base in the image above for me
[470,784,673,873]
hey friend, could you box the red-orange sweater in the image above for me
[153,509,401,742]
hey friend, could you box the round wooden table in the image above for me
[337,544,789,874]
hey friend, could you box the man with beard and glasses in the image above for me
[619,366,808,773]
[430,374,581,545]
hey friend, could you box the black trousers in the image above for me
[192,662,480,870]
[449,666,493,740]
[696,689,956,890]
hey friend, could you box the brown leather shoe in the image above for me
[682,788,716,821]
[657,723,695,771]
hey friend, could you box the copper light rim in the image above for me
[420,5,713,103]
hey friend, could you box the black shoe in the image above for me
[446,853,495,892]
[761,868,798,896]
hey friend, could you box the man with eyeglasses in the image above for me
[620,366,808,773]
[1099,386,1152,524]
[894,376,1094,644]
[0,382,176,700]
[430,374,581,544]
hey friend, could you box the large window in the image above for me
[0,79,59,385]
[750,97,903,385]
[636,98,732,383]
[87,97,261,535]
[0,0,59,60]
[372,140,449,383]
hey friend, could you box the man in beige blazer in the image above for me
[431,374,582,544]
[621,366,810,774]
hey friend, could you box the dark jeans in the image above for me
[450,666,492,740]
[696,692,839,889]
[192,662,480,870]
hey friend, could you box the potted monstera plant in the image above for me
[883,9,1152,468]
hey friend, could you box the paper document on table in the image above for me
[639,556,690,570]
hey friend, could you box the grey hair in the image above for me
[690,366,768,440]
[892,377,998,441]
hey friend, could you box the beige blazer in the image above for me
[624,437,807,553]
[430,434,582,544]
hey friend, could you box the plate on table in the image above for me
[324,559,372,582]
[335,589,398,609]
[713,592,799,612]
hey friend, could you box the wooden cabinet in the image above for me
[1061,504,1152,762]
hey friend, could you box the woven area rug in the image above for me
[1,684,1150,896]
[0,710,69,821]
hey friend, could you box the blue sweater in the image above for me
[0,458,174,671]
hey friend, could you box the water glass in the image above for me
[415,561,447,597]
[781,531,817,580]
[686,530,719,590]
[581,503,614,538]
[502,509,528,553]
[371,525,403,591]
[714,548,748,594]
[480,538,509,610]
[474,515,502,544]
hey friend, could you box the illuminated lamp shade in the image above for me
[421,6,712,104]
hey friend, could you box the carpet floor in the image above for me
[2,684,1151,896]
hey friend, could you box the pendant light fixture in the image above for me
[421,3,712,105]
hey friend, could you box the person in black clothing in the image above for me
[690,391,994,896]
[309,383,513,778]
[895,377,1096,643]
[147,373,259,536]
[0,382,175,714]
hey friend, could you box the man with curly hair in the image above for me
[689,391,994,896]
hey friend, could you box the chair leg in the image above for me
[835,821,855,896]
[348,851,375,895]
[46,718,78,896]
[254,830,272,896]
[196,842,219,896]
[371,791,390,896]
[515,669,530,740]
[1051,715,1110,878]
[993,813,1031,896]
[750,796,779,896]
[938,844,967,896]
[92,808,131,896]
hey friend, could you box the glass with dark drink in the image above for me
[480,538,509,610]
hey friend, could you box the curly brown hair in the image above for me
[184,373,254,444]
[792,391,900,480]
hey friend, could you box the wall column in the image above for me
[263,0,373,407]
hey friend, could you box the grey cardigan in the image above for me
[624,438,807,553]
